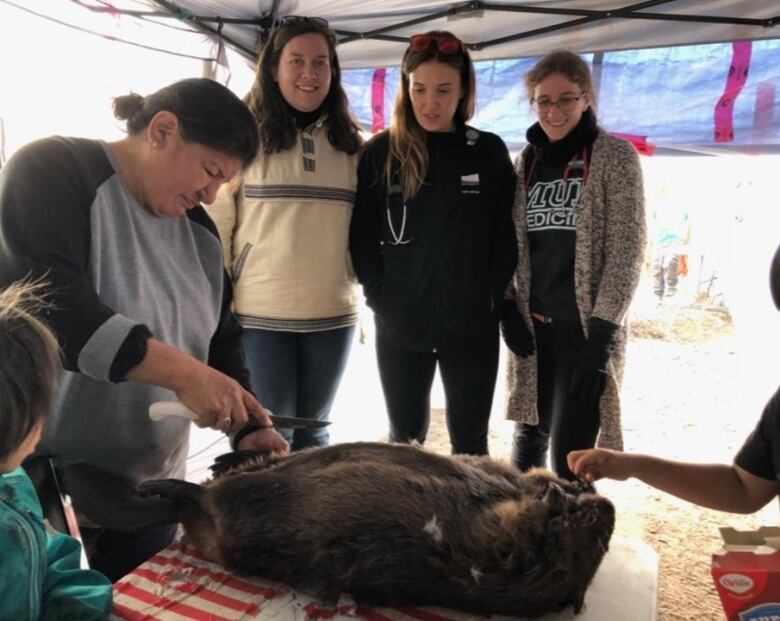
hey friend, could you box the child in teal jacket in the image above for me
[0,281,112,620]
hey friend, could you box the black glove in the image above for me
[230,422,266,451]
[568,317,619,413]
[210,449,267,477]
[500,299,535,358]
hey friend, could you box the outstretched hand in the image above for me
[567,448,634,482]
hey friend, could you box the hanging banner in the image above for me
[754,82,776,140]
[714,41,752,143]
[371,68,386,134]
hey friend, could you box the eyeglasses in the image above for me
[276,15,329,28]
[408,34,462,55]
[530,93,587,114]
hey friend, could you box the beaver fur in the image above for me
[65,442,614,618]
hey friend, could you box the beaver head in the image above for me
[470,470,615,616]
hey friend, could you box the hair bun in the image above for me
[112,92,145,121]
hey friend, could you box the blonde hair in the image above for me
[0,280,60,461]
[386,31,476,200]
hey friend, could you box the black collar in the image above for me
[287,103,325,131]
[526,107,598,164]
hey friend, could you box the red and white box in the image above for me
[712,526,780,621]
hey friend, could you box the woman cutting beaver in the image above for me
[0,78,289,581]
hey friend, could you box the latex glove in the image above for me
[568,317,619,413]
[500,299,535,358]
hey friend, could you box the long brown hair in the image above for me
[386,30,476,200]
[245,19,361,155]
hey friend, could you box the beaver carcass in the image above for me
[66,441,614,618]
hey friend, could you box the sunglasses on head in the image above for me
[409,34,462,55]
[276,15,329,28]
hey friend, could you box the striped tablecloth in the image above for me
[111,542,486,621]
[112,538,658,621]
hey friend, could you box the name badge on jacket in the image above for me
[461,173,480,195]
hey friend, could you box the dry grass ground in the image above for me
[425,305,778,621]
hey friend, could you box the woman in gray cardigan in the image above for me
[501,50,646,479]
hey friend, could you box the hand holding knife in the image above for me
[149,401,330,429]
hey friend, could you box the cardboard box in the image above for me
[712,526,780,620]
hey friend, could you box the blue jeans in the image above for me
[244,326,355,450]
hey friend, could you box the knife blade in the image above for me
[149,401,331,429]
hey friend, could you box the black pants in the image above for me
[511,317,601,479]
[376,327,499,455]
[81,523,178,582]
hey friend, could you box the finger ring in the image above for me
[218,416,232,428]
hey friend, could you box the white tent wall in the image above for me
[0,1,214,156]
[1,0,779,418]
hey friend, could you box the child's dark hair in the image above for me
[112,78,260,168]
[0,280,60,461]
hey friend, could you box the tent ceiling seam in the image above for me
[67,1,780,62]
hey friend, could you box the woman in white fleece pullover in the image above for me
[208,17,362,450]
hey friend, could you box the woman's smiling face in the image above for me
[532,72,590,143]
[273,32,332,113]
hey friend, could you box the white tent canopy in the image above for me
[10,1,780,152]
[125,1,780,68]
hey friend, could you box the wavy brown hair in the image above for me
[386,30,476,200]
[245,19,361,155]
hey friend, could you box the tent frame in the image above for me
[72,0,780,62]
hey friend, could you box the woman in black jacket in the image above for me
[349,31,517,455]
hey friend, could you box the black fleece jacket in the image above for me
[349,124,517,352]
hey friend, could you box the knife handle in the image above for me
[149,401,197,421]
[149,401,275,423]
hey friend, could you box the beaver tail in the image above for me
[62,464,199,530]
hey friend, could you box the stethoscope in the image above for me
[384,129,480,246]
[386,183,413,245]
[523,147,590,194]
